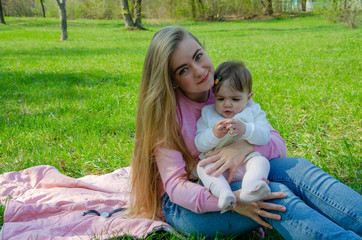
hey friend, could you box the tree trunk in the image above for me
[301,0,306,11]
[40,0,46,17]
[343,0,348,22]
[190,0,196,19]
[134,0,144,29]
[120,0,135,28]
[260,0,273,16]
[265,0,273,15]
[0,0,5,24]
[55,0,67,41]
[195,0,206,20]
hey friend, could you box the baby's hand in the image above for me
[213,120,229,138]
[224,119,246,136]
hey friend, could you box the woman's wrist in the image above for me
[236,139,254,156]
[233,189,241,201]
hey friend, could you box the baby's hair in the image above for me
[213,61,252,94]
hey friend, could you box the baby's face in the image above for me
[214,81,251,118]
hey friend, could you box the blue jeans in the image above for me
[162,158,362,239]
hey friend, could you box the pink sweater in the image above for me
[156,89,287,213]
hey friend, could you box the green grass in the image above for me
[0,204,3,228]
[0,16,361,239]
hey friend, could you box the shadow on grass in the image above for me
[203,22,338,35]
[0,44,143,57]
[0,70,133,91]
[1,17,126,28]
[107,227,284,239]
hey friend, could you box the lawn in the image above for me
[0,16,361,239]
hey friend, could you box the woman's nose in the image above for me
[193,64,203,77]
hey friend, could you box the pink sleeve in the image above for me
[156,148,220,213]
[254,123,287,160]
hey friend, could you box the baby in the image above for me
[195,61,271,212]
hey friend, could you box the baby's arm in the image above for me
[195,109,222,153]
[243,103,270,145]
[222,118,246,136]
[217,103,270,145]
[213,120,229,138]
[223,103,269,146]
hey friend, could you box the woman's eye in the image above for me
[179,68,188,75]
[195,53,202,61]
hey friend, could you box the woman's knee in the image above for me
[270,157,311,170]
[268,182,291,195]
[268,157,316,181]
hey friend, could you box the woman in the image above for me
[129,26,362,239]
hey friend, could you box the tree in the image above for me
[259,0,273,16]
[134,0,143,29]
[40,0,45,18]
[301,0,306,11]
[344,0,360,28]
[189,0,206,20]
[120,0,145,29]
[120,0,134,27]
[55,0,67,41]
[0,0,5,24]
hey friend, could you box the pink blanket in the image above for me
[0,165,175,240]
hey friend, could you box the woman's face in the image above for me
[170,38,214,102]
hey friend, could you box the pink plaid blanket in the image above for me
[0,165,174,240]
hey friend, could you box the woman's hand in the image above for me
[199,139,254,183]
[232,190,287,230]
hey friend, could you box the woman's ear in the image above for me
[172,81,178,89]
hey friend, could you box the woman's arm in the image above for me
[156,148,220,213]
[156,147,287,223]
[254,124,287,159]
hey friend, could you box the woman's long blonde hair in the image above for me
[129,26,203,219]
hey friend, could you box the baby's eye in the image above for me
[233,98,241,101]
[216,98,224,101]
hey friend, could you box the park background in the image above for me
[0,0,361,239]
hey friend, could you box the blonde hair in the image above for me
[129,26,202,219]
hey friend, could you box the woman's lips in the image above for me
[198,72,209,84]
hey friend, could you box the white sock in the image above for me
[239,180,271,203]
[239,155,271,203]
[197,161,236,212]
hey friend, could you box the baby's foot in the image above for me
[218,192,236,213]
[239,180,271,203]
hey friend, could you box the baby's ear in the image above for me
[248,92,254,101]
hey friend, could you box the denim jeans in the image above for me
[162,157,362,239]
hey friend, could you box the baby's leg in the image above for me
[239,155,271,203]
[197,161,236,213]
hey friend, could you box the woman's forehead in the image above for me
[171,38,202,66]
